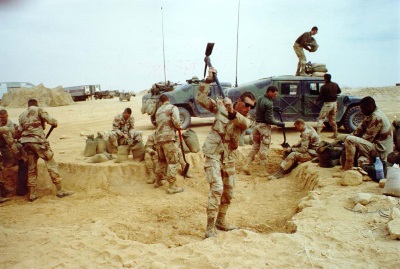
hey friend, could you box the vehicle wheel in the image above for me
[151,115,157,127]
[178,107,191,129]
[127,98,130,101]
[343,106,364,132]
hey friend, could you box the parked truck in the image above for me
[63,84,100,101]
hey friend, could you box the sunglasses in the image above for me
[244,101,256,109]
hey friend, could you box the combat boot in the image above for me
[146,170,155,184]
[205,217,217,238]
[0,182,13,197]
[215,211,237,231]
[166,182,183,194]
[153,178,165,188]
[343,160,354,171]
[242,157,252,175]
[28,187,38,202]
[55,183,74,198]
[267,168,286,180]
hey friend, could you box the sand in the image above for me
[1,87,399,268]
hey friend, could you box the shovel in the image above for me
[204,43,225,98]
[274,107,290,148]
[46,126,55,139]
[177,129,190,178]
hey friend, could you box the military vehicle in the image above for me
[141,77,232,129]
[119,92,131,102]
[225,75,364,132]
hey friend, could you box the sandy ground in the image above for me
[1,87,400,268]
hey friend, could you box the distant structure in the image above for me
[0,82,35,100]
[63,84,101,101]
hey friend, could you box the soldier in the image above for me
[109,108,142,148]
[268,119,320,180]
[315,73,341,138]
[0,109,20,203]
[144,131,158,184]
[243,86,284,175]
[197,67,255,238]
[17,99,73,202]
[294,26,318,76]
[343,96,393,170]
[153,94,184,194]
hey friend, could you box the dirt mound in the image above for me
[0,83,74,108]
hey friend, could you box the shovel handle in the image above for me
[204,56,225,99]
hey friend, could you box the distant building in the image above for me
[0,82,35,100]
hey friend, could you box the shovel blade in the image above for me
[182,163,190,178]
[205,43,215,56]
[281,142,290,148]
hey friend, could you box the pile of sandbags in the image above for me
[305,62,328,77]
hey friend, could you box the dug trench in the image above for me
[1,147,321,248]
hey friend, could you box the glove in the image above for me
[277,122,285,128]
[206,67,217,82]
[285,147,292,153]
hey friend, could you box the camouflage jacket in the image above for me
[197,83,253,161]
[155,101,181,143]
[112,113,135,137]
[18,106,57,143]
[352,108,392,154]
[145,132,156,154]
[292,125,320,154]
[0,119,17,148]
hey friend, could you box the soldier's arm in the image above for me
[196,83,218,114]
[39,108,58,127]
[361,116,383,142]
[300,32,312,48]
[352,119,367,137]
[292,136,309,153]
[112,116,124,136]
[229,111,253,130]
[171,106,182,130]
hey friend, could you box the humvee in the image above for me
[119,92,131,102]
[225,75,364,132]
[141,77,232,129]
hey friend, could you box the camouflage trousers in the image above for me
[144,151,158,173]
[248,123,271,162]
[23,142,62,187]
[281,151,312,171]
[109,129,142,147]
[317,102,337,131]
[344,136,377,167]
[293,43,306,75]
[155,141,179,183]
[204,156,235,213]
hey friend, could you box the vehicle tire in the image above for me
[343,106,364,133]
[178,107,191,129]
[151,115,156,127]
[127,98,130,101]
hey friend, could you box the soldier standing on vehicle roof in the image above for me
[197,67,255,238]
[16,99,73,202]
[242,86,284,176]
[294,26,318,76]
[315,73,342,138]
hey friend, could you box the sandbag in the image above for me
[181,139,190,154]
[311,62,326,68]
[115,145,129,163]
[84,137,98,157]
[88,154,109,163]
[309,38,319,52]
[312,66,328,72]
[182,129,200,153]
[95,132,107,154]
[312,72,326,77]
[383,166,400,197]
[131,142,145,162]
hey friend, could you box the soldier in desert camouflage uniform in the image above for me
[269,119,320,180]
[17,99,73,202]
[316,73,341,138]
[0,109,20,203]
[109,108,142,147]
[197,67,255,238]
[153,94,184,194]
[343,96,393,170]
[242,85,284,175]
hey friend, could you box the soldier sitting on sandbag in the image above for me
[109,108,142,148]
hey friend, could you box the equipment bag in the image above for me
[182,129,200,153]
[316,141,342,168]
[362,159,389,183]
[383,166,400,197]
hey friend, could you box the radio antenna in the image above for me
[234,0,240,87]
[161,7,167,84]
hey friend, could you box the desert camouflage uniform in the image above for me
[109,113,142,146]
[281,125,320,171]
[293,31,313,75]
[344,108,392,168]
[154,101,181,185]
[247,94,281,166]
[197,83,253,231]
[0,120,19,189]
[144,132,158,183]
[18,106,62,188]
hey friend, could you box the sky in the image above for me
[0,0,399,92]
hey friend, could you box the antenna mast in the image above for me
[235,0,240,87]
[161,7,167,84]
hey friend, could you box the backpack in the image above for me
[316,141,343,168]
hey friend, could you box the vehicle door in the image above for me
[274,80,302,122]
[192,83,218,117]
[302,80,324,119]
